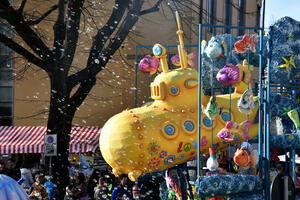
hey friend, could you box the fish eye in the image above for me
[241,153,244,156]
[242,100,247,104]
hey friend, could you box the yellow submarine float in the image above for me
[100,12,259,182]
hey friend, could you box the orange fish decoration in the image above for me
[233,34,258,53]
[233,142,258,169]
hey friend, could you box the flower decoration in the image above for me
[148,142,160,155]
[214,182,218,187]
[233,135,240,144]
[148,157,160,168]
[288,134,294,141]
[159,151,167,158]
[165,155,175,165]
[178,154,185,160]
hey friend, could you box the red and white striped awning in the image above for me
[0,126,101,154]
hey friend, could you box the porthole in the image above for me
[161,121,179,140]
[221,112,230,122]
[182,119,196,135]
[169,86,179,96]
[219,109,234,124]
[203,117,212,127]
[165,125,175,136]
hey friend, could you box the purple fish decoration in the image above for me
[216,64,240,86]
[138,55,159,74]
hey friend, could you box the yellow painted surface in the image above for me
[100,65,259,181]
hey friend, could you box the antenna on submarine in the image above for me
[175,11,188,69]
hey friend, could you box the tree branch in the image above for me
[63,0,85,74]
[67,0,146,89]
[0,2,54,65]
[53,0,66,61]
[67,0,130,90]
[17,0,27,14]
[139,0,163,16]
[67,77,96,118]
[85,0,130,66]
[0,33,48,71]
[27,4,58,25]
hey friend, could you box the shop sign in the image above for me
[44,134,57,156]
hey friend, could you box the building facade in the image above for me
[1,0,262,127]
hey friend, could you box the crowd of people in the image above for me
[0,157,162,200]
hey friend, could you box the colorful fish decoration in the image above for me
[201,37,228,61]
[217,120,252,141]
[276,56,296,71]
[171,51,197,68]
[270,117,284,136]
[138,55,160,75]
[237,89,258,114]
[202,96,221,120]
[206,147,219,171]
[233,34,258,53]
[233,142,258,169]
[287,109,300,130]
[216,64,240,86]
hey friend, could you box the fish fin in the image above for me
[201,105,205,113]
[150,69,157,75]
[251,150,259,166]
[250,45,256,53]
[187,52,197,68]
[221,40,228,56]
[219,107,223,115]
[201,40,207,54]
[240,120,252,140]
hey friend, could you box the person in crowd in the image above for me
[20,163,34,194]
[87,169,102,199]
[0,161,8,175]
[30,174,49,200]
[132,184,141,200]
[111,174,131,200]
[74,172,89,200]
[64,184,76,200]
[44,176,56,200]
[105,166,116,197]
[7,158,21,181]
[94,177,109,200]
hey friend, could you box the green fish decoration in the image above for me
[288,109,300,130]
[202,96,221,120]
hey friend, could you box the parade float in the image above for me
[100,12,300,200]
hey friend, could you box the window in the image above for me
[223,0,232,33]
[0,20,14,125]
[207,0,217,34]
[238,0,246,35]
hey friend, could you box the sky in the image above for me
[265,0,300,27]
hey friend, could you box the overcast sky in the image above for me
[265,0,300,27]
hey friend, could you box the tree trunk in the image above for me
[47,71,71,198]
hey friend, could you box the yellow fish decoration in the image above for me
[277,56,296,71]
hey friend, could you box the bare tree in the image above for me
[0,0,163,196]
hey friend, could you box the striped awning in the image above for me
[0,126,101,154]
